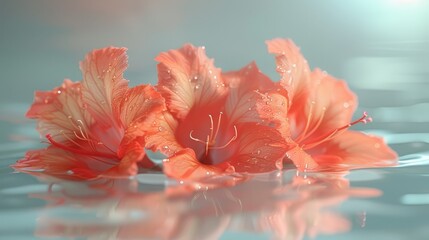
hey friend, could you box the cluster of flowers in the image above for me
[13,39,397,180]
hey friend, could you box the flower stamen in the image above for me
[189,113,238,155]
[210,126,238,150]
[301,112,372,150]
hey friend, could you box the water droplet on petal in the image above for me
[276,66,286,73]
[275,159,283,170]
[225,165,235,174]
[66,170,74,175]
[158,126,163,132]
[343,102,350,108]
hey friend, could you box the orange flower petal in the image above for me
[254,88,291,139]
[227,123,288,173]
[223,62,276,125]
[156,44,227,120]
[285,145,319,170]
[163,148,228,179]
[266,38,311,109]
[117,85,167,158]
[313,131,397,170]
[105,140,147,177]
[144,111,183,157]
[80,47,129,129]
[118,85,165,129]
[291,69,357,145]
[26,79,93,144]
[12,147,101,180]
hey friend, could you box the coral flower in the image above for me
[146,44,287,180]
[264,38,397,171]
[13,47,165,179]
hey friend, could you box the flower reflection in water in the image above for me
[31,171,380,240]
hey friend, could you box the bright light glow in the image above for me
[390,0,422,6]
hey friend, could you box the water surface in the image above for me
[0,1,428,239]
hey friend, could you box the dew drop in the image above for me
[163,145,169,149]
[275,159,283,170]
[194,84,200,90]
[251,158,258,164]
[343,102,350,108]
[158,126,163,132]
[225,165,235,173]
[276,66,285,73]
[57,90,62,94]
[66,170,74,175]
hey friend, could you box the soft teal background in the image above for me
[0,0,428,239]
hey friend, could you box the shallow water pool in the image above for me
[1,1,428,239]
